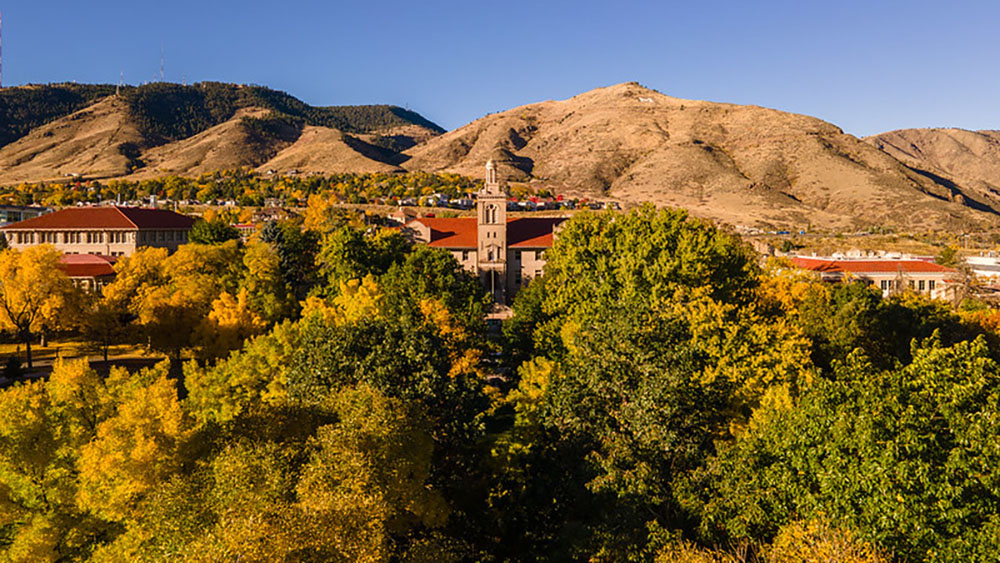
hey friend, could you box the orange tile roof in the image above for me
[58,254,117,278]
[413,217,566,249]
[0,206,196,230]
[791,257,955,275]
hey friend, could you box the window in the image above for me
[908,280,915,290]
[919,280,926,291]
[515,271,522,285]
[880,280,889,291]
[514,250,521,261]
[535,269,543,278]
[462,250,469,261]
[929,280,936,290]
[485,204,498,224]
[159,231,165,242]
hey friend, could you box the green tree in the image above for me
[689,335,1000,561]
[189,218,241,245]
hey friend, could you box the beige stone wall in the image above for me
[4,228,190,256]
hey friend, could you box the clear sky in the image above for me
[2,0,998,136]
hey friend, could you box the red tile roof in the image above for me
[0,206,196,230]
[58,254,117,278]
[791,257,955,275]
[508,217,565,247]
[413,217,566,249]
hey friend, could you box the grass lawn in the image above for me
[0,338,156,368]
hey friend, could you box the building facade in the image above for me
[0,206,196,256]
[790,256,957,300]
[405,161,565,303]
[0,205,52,226]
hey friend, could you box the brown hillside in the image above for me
[0,97,144,184]
[0,96,419,183]
[258,126,403,174]
[865,128,1000,208]
[126,108,294,178]
[405,82,994,229]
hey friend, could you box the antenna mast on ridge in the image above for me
[160,42,164,82]
[1,11,4,89]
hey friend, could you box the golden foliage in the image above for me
[768,519,891,563]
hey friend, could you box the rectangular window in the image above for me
[515,271,522,285]
[462,250,469,261]
[535,269,543,278]
[908,280,915,290]
[919,280,926,291]
[514,250,522,261]
[159,231,165,242]
[929,280,936,290]
[880,280,889,291]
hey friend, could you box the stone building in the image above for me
[404,161,566,303]
[0,206,196,256]
[790,256,958,301]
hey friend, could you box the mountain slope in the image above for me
[405,82,994,229]
[865,128,1000,208]
[0,82,442,183]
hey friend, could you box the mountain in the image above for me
[0,82,443,183]
[405,82,997,230]
[2,81,999,230]
[865,128,1000,210]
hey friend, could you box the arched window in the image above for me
[485,204,497,224]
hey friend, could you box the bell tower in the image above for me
[478,160,508,303]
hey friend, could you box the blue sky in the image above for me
[3,1,998,135]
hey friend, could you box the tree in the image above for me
[315,226,411,293]
[189,218,241,245]
[0,246,79,370]
[689,336,1000,561]
[259,221,320,304]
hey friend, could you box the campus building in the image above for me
[0,206,196,257]
[404,161,566,303]
[790,256,957,301]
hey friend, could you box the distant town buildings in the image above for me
[0,206,196,257]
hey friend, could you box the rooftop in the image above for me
[790,256,956,275]
[0,206,196,231]
[411,217,566,249]
[58,254,117,278]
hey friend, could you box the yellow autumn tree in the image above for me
[0,360,113,561]
[0,246,79,370]
[197,289,267,360]
[76,363,194,523]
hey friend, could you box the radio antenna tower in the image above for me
[160,42,164,82]
[116,70,123,96]
[1,11,4,89]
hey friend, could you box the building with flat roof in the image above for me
[790,256,957,300]
[0,205,52,226]
[0,206,196,256]
[403,161,566,303]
